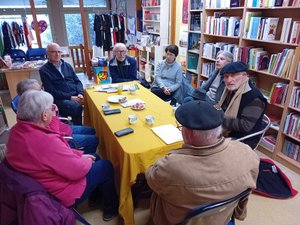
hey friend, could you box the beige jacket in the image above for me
[146,138,259,225]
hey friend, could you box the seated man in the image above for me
[16,79,99,154]
[39,43,84,125]
[6,90,119,221]
[108,43,137,83]
[218,61,267,149]
[184,50,233,104]
[146,100,259,225]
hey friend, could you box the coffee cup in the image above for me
[101,103,110,111]
[128,114,138,124]
[145,115,155,125]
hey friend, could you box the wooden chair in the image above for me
[69,45,86,73]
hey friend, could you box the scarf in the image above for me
[219,76,250,119]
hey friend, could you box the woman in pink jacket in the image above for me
[6,90,119,221]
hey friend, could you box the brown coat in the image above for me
[146,138,259,225]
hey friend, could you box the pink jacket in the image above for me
[6,119,92,207]
[48,116,72,136]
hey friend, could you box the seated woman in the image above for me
[6,90,119,221]
[218,61,266,149]
[151,45,183,102]
[184,50,233,104]
[16,79,99,154]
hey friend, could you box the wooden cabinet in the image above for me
[185,0,300,174]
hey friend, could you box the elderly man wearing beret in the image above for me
[145,100,259,225]
[218,61,266,149]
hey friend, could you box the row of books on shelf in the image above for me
[269,82,288,105]
[188,33,201,51]
[289,86,300,109]
[202,42,240,61]
[247,0,300,7]
[283,139,300,163]
[246,17,279,41]
[284,112,300,139]
[191,0,204,9]
[205,16,241,37]
[142,0,160,7]
[201,62,215,76]
[244,13,300,44]
[190,13,202,31]
[186,71,198,88]
[205,0,241,8]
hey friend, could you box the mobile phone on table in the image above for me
[114,128,134,137]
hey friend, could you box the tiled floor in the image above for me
[2,74,299,225]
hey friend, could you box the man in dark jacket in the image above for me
[108,43,137,83]
[39,43,84,125]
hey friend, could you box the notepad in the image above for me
[151,124,183,144]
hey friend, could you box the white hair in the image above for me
[17,90,53,123]
[192,125,223,142]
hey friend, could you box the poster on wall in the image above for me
[127,16,136,45]
[179,25,188,57]
[182,0,189,24]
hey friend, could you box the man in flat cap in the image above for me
[219,61,266,149]
[146,100,259,225]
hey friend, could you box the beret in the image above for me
[220,61,248,75]
[175,100,224,130]
[189,88,206,100]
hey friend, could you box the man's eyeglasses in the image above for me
[46,104,57,112]
[116,50,127,54]
[176,121,182,131]
[48,51,62,54]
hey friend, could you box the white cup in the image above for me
[128,114,138,124]
[129,85,136,95]
[145,115,155,125]
[101,103,110,111]
[86,83,94,89]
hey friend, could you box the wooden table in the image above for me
[2,68,41,98]
[84,82,183,225]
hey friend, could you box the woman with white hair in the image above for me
[6,90,119,221]
[185,50,234,104]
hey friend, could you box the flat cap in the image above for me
[220,61,248,75]
[175,100,224,130]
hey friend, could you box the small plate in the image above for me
[131,102,146,110]
[107,95,127,103]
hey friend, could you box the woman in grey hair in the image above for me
[184,50,234,104]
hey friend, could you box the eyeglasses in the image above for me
[116,50,127,54]
[176,121,182,131]
[46,104,56,112]
[48,51,62,54]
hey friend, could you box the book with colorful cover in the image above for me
[262,17,279,41]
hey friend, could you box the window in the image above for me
[0,0,47,8]
[88,14,96,45]
[63,0,107,8]
[64,14,84,45]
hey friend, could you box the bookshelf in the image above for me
[186,0,300,174]
[138,0,170,83]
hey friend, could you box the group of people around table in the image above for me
[3,41,266,224]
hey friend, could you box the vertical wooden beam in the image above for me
[79,0,92,79]
[170,0,176,45]
[29,0,42,48]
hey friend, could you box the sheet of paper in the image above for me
[151,124,183,144]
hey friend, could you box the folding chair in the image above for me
[237,114,271,149]
[179,188,252,225]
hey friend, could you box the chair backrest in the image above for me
[11,95,19,114]
[9,49,26,62]
[26,48,47,61]
[180,188,252,225]
[237,114,271,149]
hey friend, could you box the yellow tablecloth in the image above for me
[84,82,183,225]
